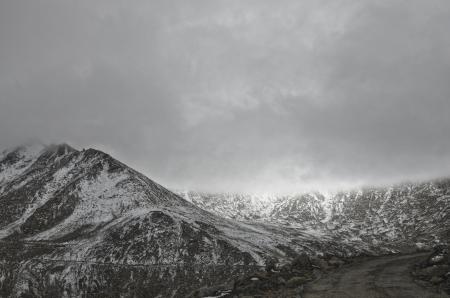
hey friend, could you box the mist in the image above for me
[1,0,450,193]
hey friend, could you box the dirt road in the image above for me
[304,252,448,298]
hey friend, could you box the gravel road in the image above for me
[304,252,448,298]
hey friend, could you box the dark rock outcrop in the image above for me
[413,245,450,295]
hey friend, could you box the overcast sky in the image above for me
[1,0,450,194]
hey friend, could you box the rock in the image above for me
[279,263,295,280]
[412,246,450,293]
[426,246,449,266]
[291,253,312,270]
[429,255,445,265]
[415,242,429,251]
[328,256,345,268]
[265,258,278,273]
[286,276,308,288]
[416,265,449,278]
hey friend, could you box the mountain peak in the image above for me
[45,143,77,155]
[0,142,77,163]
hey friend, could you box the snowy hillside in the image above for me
[0,144,374,297]
[180,184,450,249]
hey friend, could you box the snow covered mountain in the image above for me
[180,183,450,249]
[1,143,447,297]
[179,191,329,225]
[0,144,372,297]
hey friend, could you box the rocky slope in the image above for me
[179,191,329,225]
[0,144,371,297]
[180,182,450,250]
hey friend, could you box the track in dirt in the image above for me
[304,252,448,298]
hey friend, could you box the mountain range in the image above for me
[179,184,449,250]
[0,143,448,297]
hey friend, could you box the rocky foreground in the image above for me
[191,250,449,298]
[188,253,345,297]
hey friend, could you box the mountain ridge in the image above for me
[179,182,449,249]
[1,143,377,297]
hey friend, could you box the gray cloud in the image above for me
[1,0,450,194]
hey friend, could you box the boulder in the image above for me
[265,258,278,273]
[426,246,449,266]
[291,253,312,270]
[429,254,445,265]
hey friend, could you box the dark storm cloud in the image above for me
[1,0,450,193]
